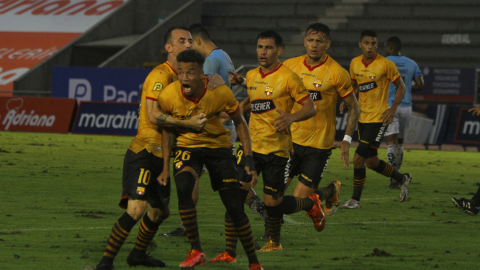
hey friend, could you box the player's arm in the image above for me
[157,127,176,186]
[147,99,207,131]
[412,75,424,92]
[382,77,406,124]
[239,95,251,114]
[340,80,358,114]
[230,108,258,188]
[228,70,247,89]
[337,94,360,167]
[274,96,316,132]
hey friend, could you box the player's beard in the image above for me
[308,54,321,61]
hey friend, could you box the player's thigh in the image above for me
[121,149,169,210]
[397,106,412,139]
[172,147,204,178]
[294,144,332,189]
[203,148,241,191]
[262,154,289,199]
[385,115,400,137]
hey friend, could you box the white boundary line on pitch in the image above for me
[0,220,469,233]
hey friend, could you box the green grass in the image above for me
[1,131,479,270]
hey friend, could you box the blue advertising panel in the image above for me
[413,67,476,103]
[450,107,480,145]
[52,66,150,103]
[72,101,139,136]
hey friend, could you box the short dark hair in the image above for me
[360,30,377,40]
[305,23,331,40]
[177,49,205,67]
[188,23,211,41]
[164,26,189,44]
[257,30,283,47]
[386,36,402,51]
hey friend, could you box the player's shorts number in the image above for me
[138,168,151,185]
[174,150,191,163]
[236,150,243,164]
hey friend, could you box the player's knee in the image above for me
[219,188,243,214]
[365,158,379,169]
[353,153,365,168]
[148,207,170,222]
[264,204,283,218]
[126,200,148,221]
[175,172,196,206]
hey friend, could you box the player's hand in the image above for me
[339,101,346,114]
[206,74,225,90]
[157,170,170,186]
[245,166,258,188]
[335,140,350,167]
[228,70,244,86]
[273,108,294,132]
[469,107,480,116]
[188,113,207,131]
[382,107,396,124]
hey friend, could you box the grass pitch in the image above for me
[0,131,479,270]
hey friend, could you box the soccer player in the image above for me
[341,30,412,209]
[283,22,360,216]
[93,27,207,270]
[451,106,480,216]
[228,30,319,253]
[383,36,424,189]
[157,49,263,270]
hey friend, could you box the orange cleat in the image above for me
[306,193,326,232]
[204,252,236,264]
[249,263,264,270]
[324,180,341,216]
[179,249,205,269]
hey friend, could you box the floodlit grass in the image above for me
[1,131,479,270]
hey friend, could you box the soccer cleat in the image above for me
[179,249,205,269]
[399,173,412,202]
[127,252,167,267]
[451,197,479,215]
[93,264,113,270]
[325,180,341,216]
[341,198,361,209]
[259,240,282,252]
[160,227,186,237]
[389,178,400,189]
[204,252,236,264]
[249,263,264,270]
[306,193,326,232]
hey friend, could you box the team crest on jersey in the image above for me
[175,161,183,169]
[136,187,145,195]
[153,82,163,91]
[369,73,376,80]
[313,79,322,88]
[265,87,274,96]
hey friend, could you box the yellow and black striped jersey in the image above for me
[350,53,400,123]
[246,63,310,158]
[129,62,177,158]
[284,54,353,149]
[158,79,239,149]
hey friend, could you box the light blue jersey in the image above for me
[204,48,235,90]
[387,55,421,107]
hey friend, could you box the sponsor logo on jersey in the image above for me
[369,72,376,80]
[153,82,163,91]
[223,179,238,183]
[313,79,322,88]
[248,86,257,90]
[308,90,322,101]
[265,86,273,96]
[250,99,276,114]
[358,82,378,92]
[136,187,145,195]
[175,161,183,169]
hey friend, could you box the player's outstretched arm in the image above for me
[228,70,246,88]
[158,127,176,186]
[382,77,406,124]
[273,96,316,132]
[147,99,207,131]
[230,109,258,188]
[469,107,480,116]
[337,94,360,167]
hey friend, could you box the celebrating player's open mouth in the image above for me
[182,84,192,94]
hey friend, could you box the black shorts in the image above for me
[237,145,289,199]
[120,149,170,210]
[173,147,240,191]
[355,122,388,159]
[287,143,332,189]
